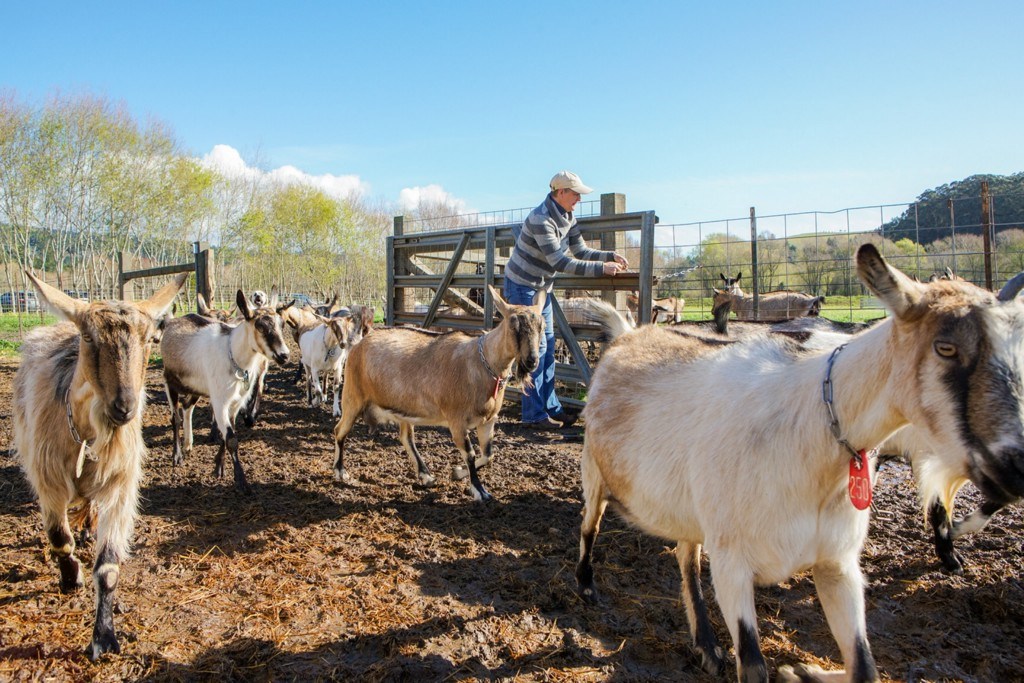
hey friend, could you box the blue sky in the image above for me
[4,1,1023,227]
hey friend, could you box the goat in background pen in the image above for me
[13,272,186,660]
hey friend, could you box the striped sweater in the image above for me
[505,193,615,292]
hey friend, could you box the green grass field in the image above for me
[0,312,56,356]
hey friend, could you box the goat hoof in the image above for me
[940,552,966,574]
[470,487,493,503]
[777,663,827,683]
[86,631,121,662]
[333,408,341,418]
[451,465,469,481]
[333,468,352,484]
[59,567,84,593]
[418,474,437,487]
[698,646,725,677]
[474,454,491,470]
[577,584,600,605]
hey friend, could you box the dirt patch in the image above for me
[0,353,1022,682]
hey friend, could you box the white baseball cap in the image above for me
[549,170,593,195]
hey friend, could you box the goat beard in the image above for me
[512,361,534,391]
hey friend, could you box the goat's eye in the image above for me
[934,341,958,358]
[81,333,93,344]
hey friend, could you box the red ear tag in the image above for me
[848,449,872,510]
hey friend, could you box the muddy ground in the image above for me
[1,348,1022,683]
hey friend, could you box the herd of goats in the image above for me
[9,243,1024,682]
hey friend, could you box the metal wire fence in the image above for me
[392,189,1024,325]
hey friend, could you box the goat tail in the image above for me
[580,299,635,342]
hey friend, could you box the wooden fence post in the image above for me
[389,216,411,326]
[600,193,627,312]
[194,241,213,308]
[117,251,126,300]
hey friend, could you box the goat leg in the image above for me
[805,560,879,683]
[332,409,360,483]
[453,429,490,502]
[86,542,121,661]
[675,542,724,676]
[226,426,251,494]
[928,500,965,573]
[46,513,83,592]
[576,455,608,604]
[171,404,185,466]
[453,425,493,480]
[400,423,435,487]
[242,374,262,428]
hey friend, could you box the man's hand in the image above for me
[613,253,629,269]
[603,261,624,276]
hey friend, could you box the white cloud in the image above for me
[399,184,472,214]
[200,144,369,200]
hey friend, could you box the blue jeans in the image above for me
[503,279,564,423]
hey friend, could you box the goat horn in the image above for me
[997,273,1024,301]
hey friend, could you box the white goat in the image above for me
[299,316,363,416]
[160,290,291,493]
[331,286,545,501]
[577,244,1024,682]
[14,272,186,660]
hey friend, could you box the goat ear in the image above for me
[324,320,341,347]
[488,285,510,318]
[139,272,189,320]
[856,243,923,317]
[25,271,88,322]
[236,289,255,321]
[735,272,742,282]
[532,288,547,311]
[719,273,726,282]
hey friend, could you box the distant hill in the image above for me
[882,173,1024,244]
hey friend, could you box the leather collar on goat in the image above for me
[477,336,508,399]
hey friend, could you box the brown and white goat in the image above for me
[14,272,186,660]
[577,244,1024,682]
[715,272,824,323]
[331,285,544,501]
[160,290,290,493]
[626,291,685,324]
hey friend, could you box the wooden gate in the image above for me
[118,241,213,306]
[387,193,656,407]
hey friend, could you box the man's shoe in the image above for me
[522,416,563,432]
[552,411,578,428]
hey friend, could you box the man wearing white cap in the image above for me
[503,170,628,431]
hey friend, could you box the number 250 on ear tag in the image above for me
[849,449,872,510]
